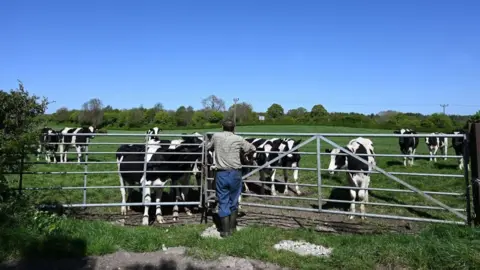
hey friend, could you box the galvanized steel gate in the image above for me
[203,132,470,225]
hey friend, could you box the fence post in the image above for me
[316,135,322,212]
[18,146,25,195]
[468,122,480,226]
[83,138,89,208]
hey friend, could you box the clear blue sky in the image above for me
[1,0,479,115]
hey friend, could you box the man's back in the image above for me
[209,131,255,170]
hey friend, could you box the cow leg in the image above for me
[173,187,180,222]
[142,178,152,226]
[59,144,66,163]
[292,162,301,195]
[182,191,192,216]
[409,148,414,166]
[349,188,357,220]
[358,175,369,220]
[459,157,464,170]
[346,173,357,220]
[117,159,127,216]
[153,179,169,224]
[270,169,277,196]
[259,170,266,195]
[439,146,445,160]
[282,169,289,195]
[155,188,165,224]
[75,145,83,163]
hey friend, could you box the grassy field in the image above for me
[1,216,479,269]
[16,125,468,225]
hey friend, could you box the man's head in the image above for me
[222,119,235,132]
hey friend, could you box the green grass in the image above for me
[17,125,468,224]
[2,216,479,269]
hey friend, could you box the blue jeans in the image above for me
[215,169,242,218]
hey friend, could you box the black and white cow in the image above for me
[277,138,302,195]
[244,138,283,196]
[451,130,469,170]
[146,127,162,141]
[425,132,448,162]
[37,127,60,163]
[117,132,204,225]
[325,137,376,219]
[393,128,419,166]
[58,126,97,163]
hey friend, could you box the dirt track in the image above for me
[72,204,420,235]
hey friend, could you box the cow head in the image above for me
[325,148,347,175]
[282,138,302,164]
[87,126,98,139]
[147,127,162,141]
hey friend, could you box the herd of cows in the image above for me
[34,126,468,225]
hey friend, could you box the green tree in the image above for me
[69,110,80,124]
[154,111,175,128]
[0,81,48,198]
[175,106,189,126]
[192,111,207,127]
[266,103,284,119]
[226,102,255,124]
[310,104,328,122]
[427,113,454,131]
[287,107,308,121]
[126,108,145,128]
[78,98,104,127]
[54,107,70,123]
[208,111,224,124]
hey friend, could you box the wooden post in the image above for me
[468,122,480,226]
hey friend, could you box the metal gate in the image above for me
[203,132,470,225]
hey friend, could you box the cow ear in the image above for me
[295,139,302,145]
[325,149,331,153]
[393,130,400,134]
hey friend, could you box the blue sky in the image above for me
[1,0,479,115]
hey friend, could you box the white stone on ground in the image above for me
[273,240,332,257]
[201,225,245,239]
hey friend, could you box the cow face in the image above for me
[88,126,98,139]
[325,148,346,175]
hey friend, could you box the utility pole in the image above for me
[233,98,239,125]
[440,104,449,114]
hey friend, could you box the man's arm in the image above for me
[241,139,256,153]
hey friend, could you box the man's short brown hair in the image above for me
[222,119,235,132]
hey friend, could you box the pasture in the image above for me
[17,125,468,227]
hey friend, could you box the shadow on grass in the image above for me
[386,157,431,167]
[434,163,460,170]
[309,187,441,220]
[0,233,92,270]
[368,191,440,220]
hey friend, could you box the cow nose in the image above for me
[328,170,335,175]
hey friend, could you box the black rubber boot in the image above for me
[230,210,238,234]
[220,216,231,238]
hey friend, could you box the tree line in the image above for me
[41,94,478,132]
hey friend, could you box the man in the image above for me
[206,119,256,238]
